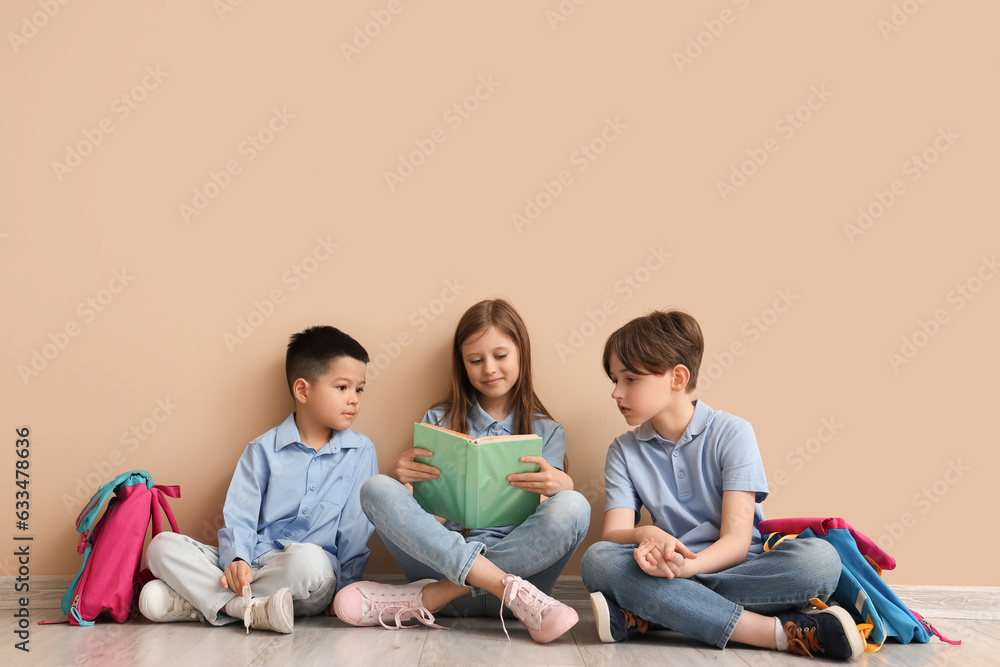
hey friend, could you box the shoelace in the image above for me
[378,604,442,630]
[499,576,553,641]
[368,591,444,630]
[784,621,823,657]
[242,585,254,634]
[623,609,649,635]
[169,594,201,621]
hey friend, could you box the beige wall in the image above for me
[3,2,997,587]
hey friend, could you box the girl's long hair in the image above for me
[436,299,552,435]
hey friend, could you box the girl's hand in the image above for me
[633,537,696,579]
[388,448,441,485]
[507,456,572,497]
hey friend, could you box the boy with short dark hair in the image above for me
[140,325,378,633]
[581,310,863,660]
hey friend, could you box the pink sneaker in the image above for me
[333,579,444,630]
[500,575,578,644]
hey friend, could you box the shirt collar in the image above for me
[274,412,361,453]
[468,398,514,437]
[636,400,712,447]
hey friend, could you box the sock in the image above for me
[774,617,788,651]
[224,595,247,618]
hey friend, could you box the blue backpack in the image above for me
[759,517,959,653]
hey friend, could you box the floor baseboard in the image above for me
[7,575,998,620]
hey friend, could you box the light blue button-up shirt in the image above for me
[604,400,769,559]
[218,412,379,591]
[421,399,566,542]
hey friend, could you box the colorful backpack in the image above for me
[759,517,960,654]
[61,470,180,625]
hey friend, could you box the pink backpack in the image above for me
[61,470,180,625]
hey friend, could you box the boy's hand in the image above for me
[389,448,441,485]
[633,536,697,579]
[220,559,253,592]
[507,457,572,497]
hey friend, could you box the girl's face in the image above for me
[460,326,520,404]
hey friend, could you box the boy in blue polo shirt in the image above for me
[140,326,378,633]
[581,311,863,660]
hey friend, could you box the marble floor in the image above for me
[4,579,992,666]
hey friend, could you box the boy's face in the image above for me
[299,356,367,431]
[607,352,677,426]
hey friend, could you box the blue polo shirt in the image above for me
[603,400,769,559]
[218,412,379,591]
[422,399,566,543]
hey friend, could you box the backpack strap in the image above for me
[759,517,896,570]
[60,544,92,615]
[75,470,153,534]
[910,610,962,646]
[150,485,181,535]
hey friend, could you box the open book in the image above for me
[411,422,542,529]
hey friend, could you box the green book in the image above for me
[411,422,542,529]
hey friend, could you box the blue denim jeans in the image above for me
[360,474,590,618]
[580,536,842,648]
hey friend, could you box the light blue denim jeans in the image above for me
[580,537,842,648]
[360,474,591,618]
[146,532,336,625]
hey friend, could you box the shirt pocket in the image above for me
[316,468,355,511]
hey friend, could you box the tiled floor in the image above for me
[3,582,989,666]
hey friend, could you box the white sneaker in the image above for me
[243,587,294,634]
[139,580,206,623]
[500,575,578,643]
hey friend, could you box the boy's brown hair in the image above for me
[602,310,704,392]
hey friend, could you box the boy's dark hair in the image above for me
[602,310,704,392]
[285,326,369,395]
